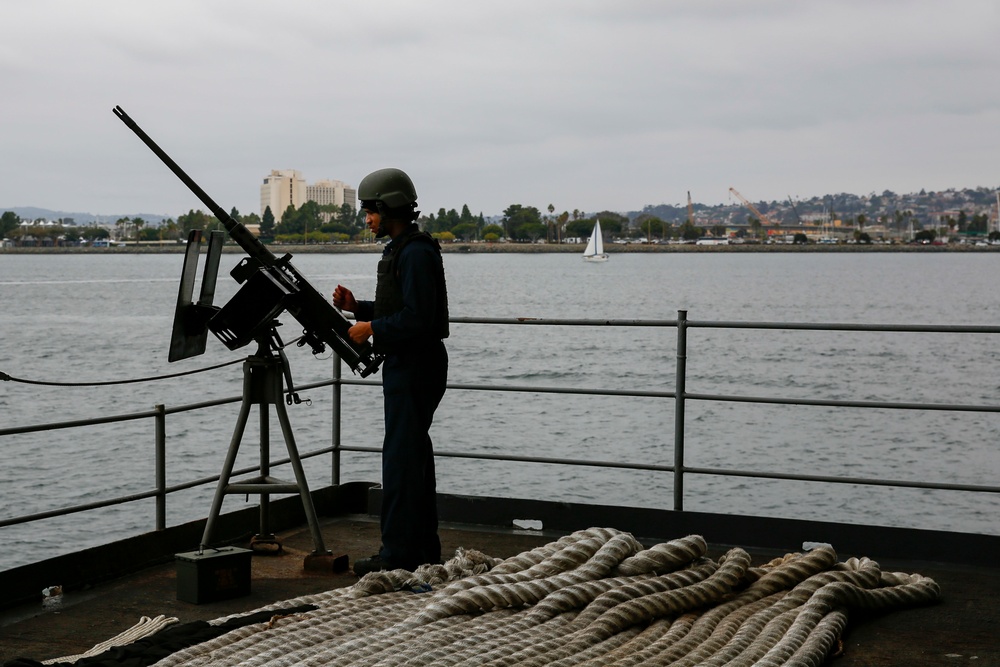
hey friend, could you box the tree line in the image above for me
[424,205,714,243]
[0,209,262,246]
[13,199,991,248]
[270,203,723,244]
[1,204,732,246]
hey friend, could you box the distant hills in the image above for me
[0,207,170,225]
[630,186,1000,228]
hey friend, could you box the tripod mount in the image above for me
[200,325,336,565]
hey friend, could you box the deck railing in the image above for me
[2,311,999,536]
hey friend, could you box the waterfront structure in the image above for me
[260,170,356,222]
[260,169,306,222]
[306,179,357,211]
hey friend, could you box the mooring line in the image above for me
[147,528,940,667]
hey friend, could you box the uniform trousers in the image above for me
[378,339,447,569]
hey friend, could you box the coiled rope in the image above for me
[148,528,939,667]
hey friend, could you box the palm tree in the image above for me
[115,217,129,241]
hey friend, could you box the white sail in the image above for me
[583,219,609,261]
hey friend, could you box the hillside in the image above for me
[4,184,999,233]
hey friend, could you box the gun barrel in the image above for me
[112,105,274,265]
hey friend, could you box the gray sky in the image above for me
[3,1,998,220]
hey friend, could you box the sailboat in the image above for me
[582,219,609,262]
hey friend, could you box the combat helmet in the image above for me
[358,168,418,211]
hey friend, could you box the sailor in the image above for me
[333,168,449,575]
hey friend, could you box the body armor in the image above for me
[373,226,449,351]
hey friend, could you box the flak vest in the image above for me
[372,227,449,354]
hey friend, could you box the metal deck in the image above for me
[1,488,998,666]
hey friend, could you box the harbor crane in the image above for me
[788,196,802,225]
[729,187,776,227]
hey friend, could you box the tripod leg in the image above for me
[258,402,272,541]
[201,386,254,549]
[275,397,329,554]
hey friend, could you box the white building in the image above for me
[260,170,306,222]
[260,170,356,222]
[307,179,357,211]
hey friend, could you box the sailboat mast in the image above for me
[995,191,999,236]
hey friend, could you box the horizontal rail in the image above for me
[685,465,1000,494]
[0,409,157,437]
[450,317,678,327]
[341,377,675,399]
[450,315,1000,335]
[0,380,338,437]
[0,399,236,437]
[338,445,676,472]
[2,313,998,543]
[689,320,1000,334]
[0,443,338,529]
[685,391,1000,413]
[342,379,1000,414]
[337,446,999,495]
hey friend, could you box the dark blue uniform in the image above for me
[355,225,448,569]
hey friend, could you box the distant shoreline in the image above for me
[2,242,997,254]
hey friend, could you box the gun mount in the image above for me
[113,105,382,378]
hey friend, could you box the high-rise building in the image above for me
[307,179,357,211]
[260,170,306,222]
[260,171,357,222]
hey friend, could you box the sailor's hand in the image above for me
[348,321,373,344]
[333,284,357,312]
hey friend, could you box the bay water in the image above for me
[1,251,998,572]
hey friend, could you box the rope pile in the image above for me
[43,615,179,664]
[151,528,939,666]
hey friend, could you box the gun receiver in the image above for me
[113,105,382,377]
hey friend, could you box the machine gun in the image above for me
[113,105,382,378]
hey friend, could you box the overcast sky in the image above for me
[3,1,998,220]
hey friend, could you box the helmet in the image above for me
[358,168,418,210]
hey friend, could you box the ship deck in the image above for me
[1,506,998,666]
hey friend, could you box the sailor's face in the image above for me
[365,210,381,235]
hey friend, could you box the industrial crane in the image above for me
[729,187,776,227]
[787,196,802,225]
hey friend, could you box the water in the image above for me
[1,251,999,571]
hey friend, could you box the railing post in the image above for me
[332,352,342,486]
[673,310,688,511]
[154,404,166,531]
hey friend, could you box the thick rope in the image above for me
[43,615,178,664]
[145,528,939,667]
